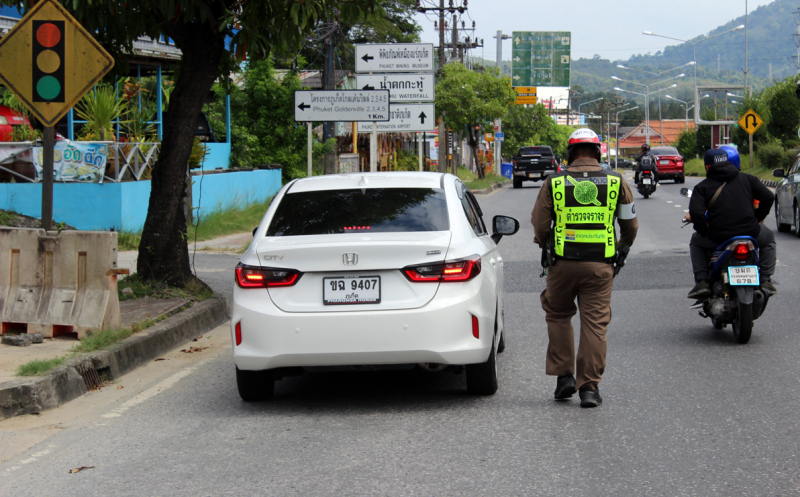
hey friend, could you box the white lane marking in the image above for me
[100,366,198,418]
[674,204,682,207]
[684,210,689,213]
[666,200,673,203]
[7,445,55,471]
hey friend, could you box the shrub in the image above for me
[673,128,697,159]
[756,142,786,169]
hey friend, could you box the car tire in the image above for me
[677,174,685,184]
[466,340,498,395]
[513,177,522,189]
[497,330,506,353]
[794,203,800,238]
[236,367,275,401]
[775,199,791,232]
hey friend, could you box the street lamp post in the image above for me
[577,97,603,125]
[614,105,638,171]
[612,75,683,144]
[665,95,695,129]
[617,61,695,145]
[614,84,677,147]
[643,25,745,91]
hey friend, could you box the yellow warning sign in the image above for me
[0,0,114,127]
[515,95,538,105]
[737,109,764,136]
[485,132,494,142]
[513,86,537,95]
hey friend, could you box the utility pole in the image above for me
[793,5,800,72]
[416,0,474,174]
[494,30,510,174]
[744,0,753,169]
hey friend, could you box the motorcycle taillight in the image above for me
[734,243,749,260]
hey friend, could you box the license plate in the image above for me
[642,178,652,184]
[529,172,540,178]
[323,276,381,305]
[660,160,670,165]
[727,266,759,286]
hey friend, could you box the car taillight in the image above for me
[235,263,302,288]
[402,255,482,282]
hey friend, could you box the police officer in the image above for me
[531,128,639,408]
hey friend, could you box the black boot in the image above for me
[554,373,576,400]
[761,279,777,296]
[688,280,711,299]
[579,385,603,408]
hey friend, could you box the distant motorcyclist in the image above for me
[686,147,777,299]
[634,143,659,184]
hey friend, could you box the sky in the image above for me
[413,0,775,62]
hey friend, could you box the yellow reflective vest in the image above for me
[551,170,622,260]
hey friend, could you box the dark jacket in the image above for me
[689,162,774,243]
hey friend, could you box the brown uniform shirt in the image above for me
[531,158,639,249]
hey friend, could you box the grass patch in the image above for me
[117,199,272,252]
[188,199,272,242]
[0,209,15,226]
[118,273,213,301]
[71,327,135,354]
[457,166,509,191]
[17,357,67,376]
[118,231,141,251]
[685,155,780,182]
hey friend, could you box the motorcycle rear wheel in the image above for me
[732,302,753,344]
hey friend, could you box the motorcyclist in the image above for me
[686,147,777,298]
[634,143,659,185]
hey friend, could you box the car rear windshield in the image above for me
[518,147,552,156]
[651,147,680,156]
[266,188,450,236]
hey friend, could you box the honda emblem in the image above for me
[343,253,358,266]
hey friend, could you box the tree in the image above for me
[762,75,800,146]
[435,64,516,178]
[1,0,381,286]
[502,104,554,155]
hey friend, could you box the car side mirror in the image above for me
[252,227,258,237]
[773,169,785,178]
[491,215,520,244]
[679,188,692,198]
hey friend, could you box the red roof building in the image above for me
[617,120,695,156]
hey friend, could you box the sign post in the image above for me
[356,43,435,173]
[738,109,764,170]
[293,89,390,177]
[0,0,114,229]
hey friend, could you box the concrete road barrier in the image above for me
[0,228,127,339]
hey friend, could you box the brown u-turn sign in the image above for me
[737,109,764,135]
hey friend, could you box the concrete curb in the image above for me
[0,295,229,420]
[471,181,510,195]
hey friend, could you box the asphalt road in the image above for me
[4,173,800,496]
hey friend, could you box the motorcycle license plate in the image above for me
[642,178,652,184]
[727,266,759,286]
[323,276,381,305]
[529,173,540,178]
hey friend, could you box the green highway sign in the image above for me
[511,31,571,88]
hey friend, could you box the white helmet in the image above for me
[567,128,602,164]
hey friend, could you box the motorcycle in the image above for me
[680,188,771,344]
[636,157,657,199]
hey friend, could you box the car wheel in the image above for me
[466,339,498,395]
[236,367,275,401]
[678,174,685,184]
[513,177,522,189]
[496,308,506,353]
[794,203,800,238]
[775,199,791,232]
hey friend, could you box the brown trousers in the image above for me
[540,259,614,391]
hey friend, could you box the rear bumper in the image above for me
[231,282,495,371]
[514,170,554,180]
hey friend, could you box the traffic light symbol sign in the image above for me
[32,20,65,103]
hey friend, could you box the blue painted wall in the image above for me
[0,169,281,232]
[202,143,231,170]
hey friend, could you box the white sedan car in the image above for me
[231,172,519,400]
